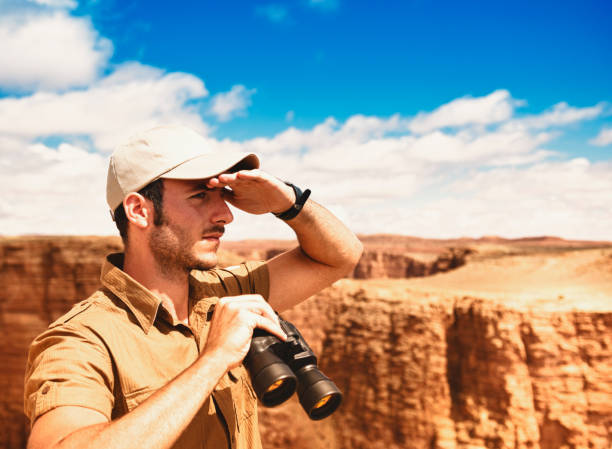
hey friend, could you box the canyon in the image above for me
[1,235,611,449]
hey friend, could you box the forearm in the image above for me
[284,199,363,271]
[49,352,227,449]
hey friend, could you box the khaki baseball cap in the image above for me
[106,125,259,216]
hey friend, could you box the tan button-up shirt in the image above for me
[24,253,269,449]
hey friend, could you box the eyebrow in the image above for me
[185,182,224,195]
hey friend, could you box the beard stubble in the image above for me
[148,220,224,277]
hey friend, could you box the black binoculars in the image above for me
[244,316,342,420]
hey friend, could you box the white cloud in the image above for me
[589,127,612,146]
[202,93,612,240]
[2,97,611,239]
[27,0,77,9]
[208,85,256,122]
[408,90,518,134]
[0,136,114,234]
[237,109,551,176]
[0,16,609,248]
[0,62,210,153]
[399,158,612,240]
[505,101,604,130]
[0,12,112,91]
[410,128,555,165]
[285,110,295,122]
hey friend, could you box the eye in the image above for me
[190,190,208,199]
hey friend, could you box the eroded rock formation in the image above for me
[0,237,123,449]
[351,247,472,279]
[1,237,611,449]
[257,280,612,449]
[222,239,473,280]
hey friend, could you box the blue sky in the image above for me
[0,0,611,239]
[79,0,612,137]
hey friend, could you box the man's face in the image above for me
[147,178,234,275]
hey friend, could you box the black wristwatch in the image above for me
[274,182,311,221]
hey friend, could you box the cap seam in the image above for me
[110,156,125,194]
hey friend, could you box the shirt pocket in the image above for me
[123,384,160,411]
[229,366,258,425]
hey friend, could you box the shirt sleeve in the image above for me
[191,260,270,301]
[218,260,270,300]
[24,320,115,425]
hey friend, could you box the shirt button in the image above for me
[41,385,50,394]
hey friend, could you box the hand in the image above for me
[202,294,287,371]
[206,170,295,215]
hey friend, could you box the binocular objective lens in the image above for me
[312,394,332,410]
[266,379,285,393]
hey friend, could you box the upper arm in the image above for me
[28,406,108,449]
[266,247,351,312]
[24,320,115,432]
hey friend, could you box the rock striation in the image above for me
[1,237,611,449]
[258,280,612,449]
[351,247,472,279]
[222,240,473,280]
[0,236,123,449]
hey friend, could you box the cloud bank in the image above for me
[0,11,112,91]
[0,4,610,240]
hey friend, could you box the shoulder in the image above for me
[30,288,129,361]
[46,289,123,332]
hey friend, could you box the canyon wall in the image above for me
[1,237,611,449]
[0,237,123,449]
[350,247,471,279]
[221,240,473,280]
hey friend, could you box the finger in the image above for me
[236,297,280,325]
[217,172,241,184]
[206,177,229,188]
[254,315,287,341]
[250,301,281,326]
[234,170,263,180]
[219,295,280,326]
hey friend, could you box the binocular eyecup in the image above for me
[244,317,342,420]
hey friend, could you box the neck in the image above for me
[123,249,190,324]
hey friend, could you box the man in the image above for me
[24,125,363,449]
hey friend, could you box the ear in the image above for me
[123,193,153,229]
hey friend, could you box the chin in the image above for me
[190,252,218,271]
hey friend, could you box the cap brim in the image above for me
[159,152,259,180]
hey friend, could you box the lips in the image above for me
[202,233,223,240]
[201,228,224,240]
[201,225,225,241]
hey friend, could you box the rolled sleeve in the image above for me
[24,323,115,425]
[191,261,270,301]
[220,261,270,300]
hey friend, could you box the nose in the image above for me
[210,192,234,225]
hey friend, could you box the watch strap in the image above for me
[274,182,311,220]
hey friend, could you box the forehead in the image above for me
[162,178,210,193]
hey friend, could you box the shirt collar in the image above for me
[100,253,162,334]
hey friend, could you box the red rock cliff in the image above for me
[1,237,611,449]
